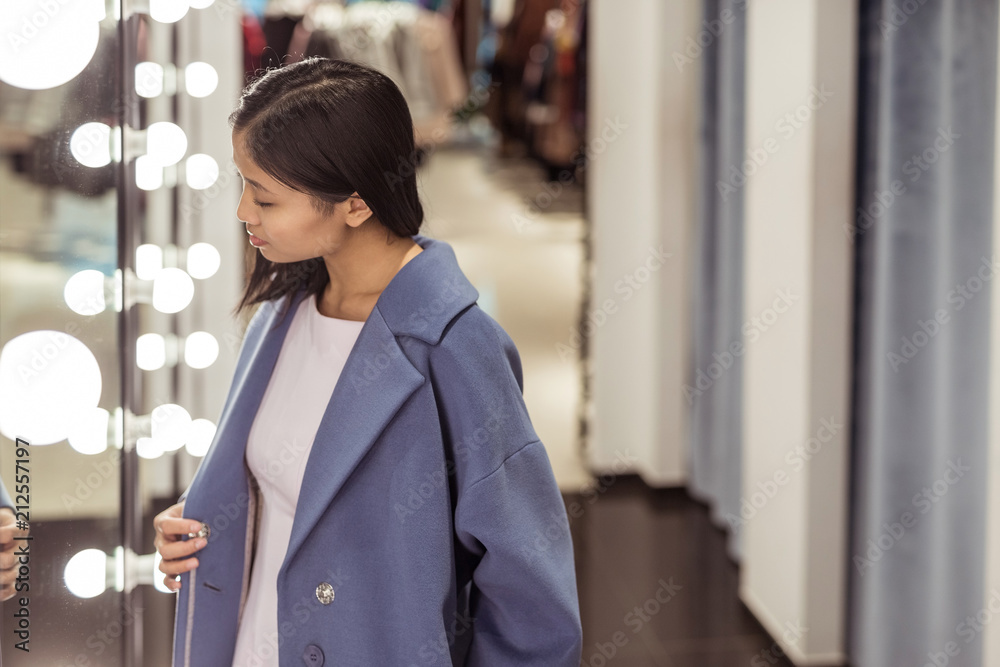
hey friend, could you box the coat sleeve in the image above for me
[429,307,583,666]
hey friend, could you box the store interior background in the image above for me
[0,0,999,666]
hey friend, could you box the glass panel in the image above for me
[0,0,124,664]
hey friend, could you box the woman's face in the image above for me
[231,130,372,262]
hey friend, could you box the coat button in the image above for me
[302,643,324,666]
[191,522,210,540]
[315,582,334,605]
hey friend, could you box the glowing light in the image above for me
[64,270,107,316]
[152,268,195,313]
[64,549,108,599]
[0,331,102,445]
[184,154,219,190]
[70,122,112,168]
[184,62,218,98]
[186,242,220,279]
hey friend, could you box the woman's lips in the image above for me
[248,234,268,247]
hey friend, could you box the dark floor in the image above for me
[2,476,796,666]
[567,474,796,667]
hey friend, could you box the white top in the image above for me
[231,292,366,667]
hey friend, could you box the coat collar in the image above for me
[238,233,478,576]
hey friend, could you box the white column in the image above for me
[739,1,856,664]
[586,0,699,486]
[174,2,245,490]
[984,12,1000,665]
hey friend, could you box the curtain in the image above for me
[687,0,747,563]
[849,1,999,665]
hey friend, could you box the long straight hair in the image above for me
[228,57,424,325]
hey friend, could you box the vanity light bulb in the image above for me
[0,331,102,445]
[136,334,167,371]
[135,62,164,98]
[184,332,219,369]
[151,403,192,452]
[64,549,108,599]
[184,62,218,98]
[149,0,190,23]
[186,418,217,457]
[68,407,110,455]
[135,243,164,281]
[184,154,219,190]
[186,242,220,279]
[136,155,164,191]
[136,437,164,459]
[152,268,195,314]
[146,122,188,167]
[64,269,107,316]
[70,122,112,168]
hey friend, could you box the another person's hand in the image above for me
[0,507,30,602]
[154,502,206,592]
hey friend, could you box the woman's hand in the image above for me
[154,502,207,592]
[0,507,29,601]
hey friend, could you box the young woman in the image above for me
[152,57,582,666]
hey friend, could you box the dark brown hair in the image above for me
[228,56,424,325]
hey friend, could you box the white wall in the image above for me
[739,1,856,664]
[586,0,699,486]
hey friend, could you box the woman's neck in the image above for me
[319,232,422,322]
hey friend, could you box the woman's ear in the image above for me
[345,192,375,228]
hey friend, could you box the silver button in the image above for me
[315,582,335,605]
[191,522,210,540]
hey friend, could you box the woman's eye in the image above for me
[253,199,272,208]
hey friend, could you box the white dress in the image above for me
[230,292,366,667]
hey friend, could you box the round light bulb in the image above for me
[64,269,107,316]
[135,62,164,98]
[184,154,219,190]
[151,403,192,452]
[136,436,163,459]
[135,154,164,191]
[136,333,167,371]
[186,242,220,279]
[70,122,112,168]
[135,243,164,281]
[64,549,108,599]
[184,62,218,98]
[0,331,102,445]
[68,407,109,455]
[0,1,103,91]
[146,122,187,167]
[186,418,217,457]
[149,0,190,23]
[152,268,195,314]
[184,332,219,369]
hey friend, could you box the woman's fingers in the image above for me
[153,502,207,591]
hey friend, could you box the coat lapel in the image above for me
[281,302,425,572]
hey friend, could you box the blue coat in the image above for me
[171,234,582,667]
